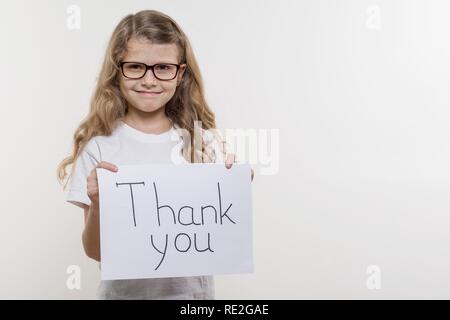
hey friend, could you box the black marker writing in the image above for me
[175,233,191,252]
[179,206,202,226]
[194,232,214,253]
[153,182,235,226]
[150,232,214,270]
[154,182,176,226]
[115,179,236,271]
[201,206,217,224]
[217,182,235,224]
[116,181,145,227]
[150,234,168,271]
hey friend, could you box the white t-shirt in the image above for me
[66,120,215,300]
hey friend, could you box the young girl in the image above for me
[57,10,252,300]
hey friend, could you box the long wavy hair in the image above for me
[57,10,223,189]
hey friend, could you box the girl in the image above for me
[57,10,253,300]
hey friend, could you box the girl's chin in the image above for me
[133,104,164,113]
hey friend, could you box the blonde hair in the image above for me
[57,10,223,190]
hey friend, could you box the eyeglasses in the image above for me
[119,61,183,81]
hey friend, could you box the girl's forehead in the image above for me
[123,38,180,63]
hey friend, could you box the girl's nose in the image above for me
[141,68,158,86]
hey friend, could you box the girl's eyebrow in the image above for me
[124,59,178,64]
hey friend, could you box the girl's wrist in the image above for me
[89,201,100,215]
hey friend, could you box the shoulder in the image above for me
[81,123,122,161]
[81,137,101,162]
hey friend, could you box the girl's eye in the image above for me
[155,64,170,71]
[128,64,144,70]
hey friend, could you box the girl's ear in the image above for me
[177,64,187,86]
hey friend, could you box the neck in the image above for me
[123,106,172,134]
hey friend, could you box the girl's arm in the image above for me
[82,203,101,261]
[82,161,118,261]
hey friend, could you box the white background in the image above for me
[0,0,449,299]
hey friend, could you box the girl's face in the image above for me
[119,37,186,115]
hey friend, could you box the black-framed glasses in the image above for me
[119,61,183,81]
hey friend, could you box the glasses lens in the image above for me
[154,64,178,80]
[122,63,146,79]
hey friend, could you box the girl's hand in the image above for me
[225,154,254,182]
[87,161,118,204]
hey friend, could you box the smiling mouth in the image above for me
[135,90,162,96]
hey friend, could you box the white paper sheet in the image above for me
[97,163,253,280]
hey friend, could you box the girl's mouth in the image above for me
[136,90,162,97]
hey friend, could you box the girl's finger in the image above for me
[225,154,235,169]
[96,161,118,172]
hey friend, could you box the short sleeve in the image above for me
[66,139,101,209]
